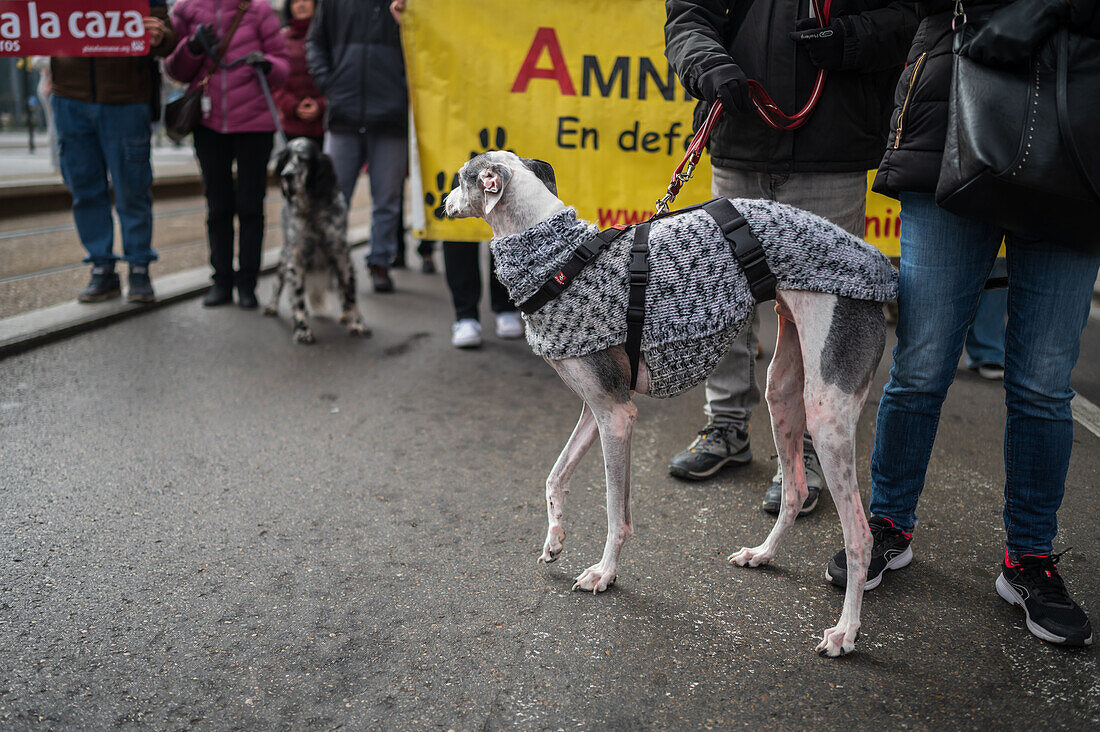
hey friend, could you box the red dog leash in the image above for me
[656,0,833,215]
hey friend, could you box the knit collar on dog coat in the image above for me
[491,202,899,398]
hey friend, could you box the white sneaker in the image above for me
[451,318,482,348]
[495,311,524,339]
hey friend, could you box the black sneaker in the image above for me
[826,516,912,590]
[126,265,155,303]
[996,550,1093,646]
[369,264,394,293]
[762,446,825,517]
[77,266,121,303]
[668,423,751,480]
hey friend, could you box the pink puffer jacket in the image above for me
[166,0,290,134]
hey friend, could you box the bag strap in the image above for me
[199,0,252,86]
[1055,28,1100,199]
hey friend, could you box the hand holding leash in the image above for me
[698,63,749,112]
[657,0,834,214]
[243,51,272,74]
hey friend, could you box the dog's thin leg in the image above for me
[288,258,314,344]
[539,402,598,563]
[572,395,636,593]
[730,310,807,567]
[793,292,882,656]
[334,255,370,337]
[550,353,636,594]
[263,263,287,317]
[807,386,872,657]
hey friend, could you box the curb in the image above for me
[0,225,369,360]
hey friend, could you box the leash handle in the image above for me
[656,0,832,215]
[748,0,831,131]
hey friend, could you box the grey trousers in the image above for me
[705,166,867,428]
[325,130,408,267]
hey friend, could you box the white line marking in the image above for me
[1072,394,1100,440]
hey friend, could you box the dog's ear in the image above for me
[308,151,338,200]
[478,164,512,216]
[521,158,557,196]
[275,148,292,177]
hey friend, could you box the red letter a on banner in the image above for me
[511,27,576,95]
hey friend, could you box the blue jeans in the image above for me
[869,192,1099,556]
[325,130,407,267]
[965,258,1007,369]
[52,96,156,267]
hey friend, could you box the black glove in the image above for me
[243,51,272,74]
[697,63,749,113]
[788,17,848,71]
[186,23,218,56]
[967,0,1069,68]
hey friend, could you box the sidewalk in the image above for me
[0,225,370,358]
[0,132,203,215]
[0,135,378,358]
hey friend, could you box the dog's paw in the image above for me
[538,526,565,564]
[347,321,371,338]
[571,562,616,594]
[262,304,278,317]
[815,622,860,658]
[728,546,774,567]
[293,329,315,345]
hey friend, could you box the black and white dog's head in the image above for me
[444,150,558,220]
[276,137,339,206]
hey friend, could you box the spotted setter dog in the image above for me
[264,138,370,344]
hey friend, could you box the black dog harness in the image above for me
[518,198,777,391]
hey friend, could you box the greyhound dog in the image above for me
[445,150,894,656]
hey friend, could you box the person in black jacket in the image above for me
[827,0,1098,647]
[306,0,407,292]
[664,0,919,516]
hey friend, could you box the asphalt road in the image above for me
[1,264,1097,729]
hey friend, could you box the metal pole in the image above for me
[22,57,35,153]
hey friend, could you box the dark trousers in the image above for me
[442,242,514,321]
[194,126,274,290]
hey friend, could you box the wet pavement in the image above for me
[1,260,1097,729]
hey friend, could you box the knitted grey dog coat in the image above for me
[491,200,898,398]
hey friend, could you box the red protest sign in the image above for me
[0,0,152,57]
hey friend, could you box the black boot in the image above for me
[77,265,121,303]
[236,274,258,309]
[237,288,258,309]
[203,281,234,307]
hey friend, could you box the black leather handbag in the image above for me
[935,17,1100,251]
[164,0,251,142]
[164,85,205,142]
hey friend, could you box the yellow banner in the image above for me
[865,172,901,257]
[403,0,901,257]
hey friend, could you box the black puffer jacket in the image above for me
[305,0,406,135]
[873,0,1100,198]
[665,0,920,173]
